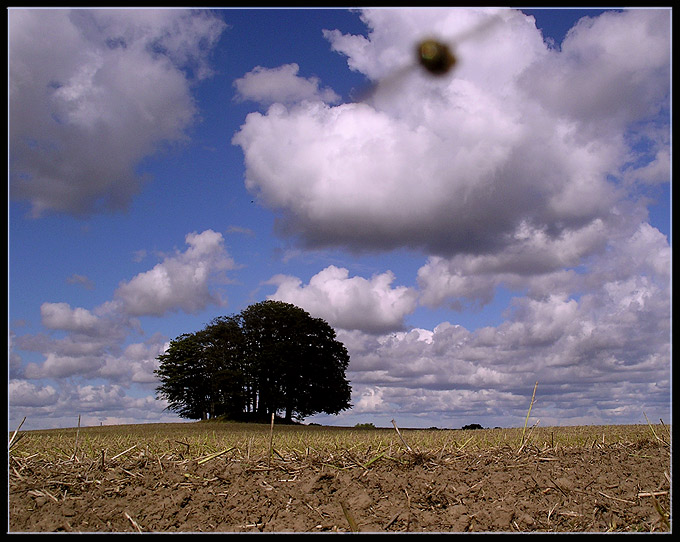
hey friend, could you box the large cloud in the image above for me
[232,8,669,258]
[9,9,226,217]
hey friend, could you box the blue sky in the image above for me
[9,8,671,431]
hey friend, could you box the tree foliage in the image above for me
[155,301,352,422]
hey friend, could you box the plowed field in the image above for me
[8,423,671,533]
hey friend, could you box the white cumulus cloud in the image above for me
[9,8,226,217]
[115,229,236,317]
[268,265,418,333]
[41,302,101,334]
[18,230,238,384]
[9,380,58,408]
[338,267,669,426]
[232,8,669,261]
[234,63,340,106]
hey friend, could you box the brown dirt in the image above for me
[9,440,670,533]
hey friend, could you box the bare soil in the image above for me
[9,439,670,533]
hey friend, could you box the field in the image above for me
[8,420,671,533]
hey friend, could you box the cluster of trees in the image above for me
[155,301,352,423]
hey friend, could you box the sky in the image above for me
[8,7,671,431]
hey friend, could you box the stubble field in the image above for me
[8,420,671,533]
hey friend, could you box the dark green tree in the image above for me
[239,301,352,422]
[154,332,212,420]
[199,315,247,419]
[155,316,246,420]
[155,301,352,422]
[295,315,353,420]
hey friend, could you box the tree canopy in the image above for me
[155,301,352,423]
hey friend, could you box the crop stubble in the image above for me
[8,423,671,533]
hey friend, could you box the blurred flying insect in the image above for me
[417,39,457,76]
[356,13,503,101]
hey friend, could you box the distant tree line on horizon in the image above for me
[154,301,352,423]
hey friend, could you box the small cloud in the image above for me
[9,380,58,407]
[267,265,418,334]
[115,229,236,317]
[41,302,100,334]
[66,273,95,290]
[132,249,148,263]
[226,225,255,236]
[233,63,340,107]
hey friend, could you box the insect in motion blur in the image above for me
[417,39,457,76]
[356,12,503,101]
